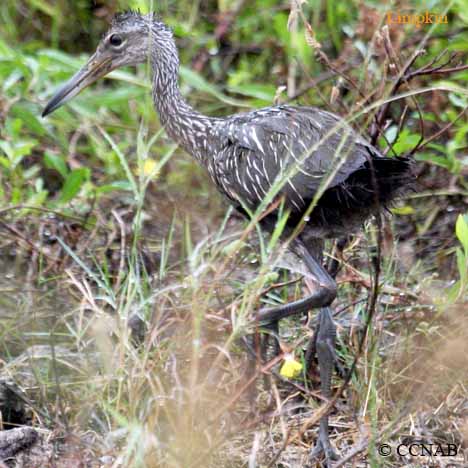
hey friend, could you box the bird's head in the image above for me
[42,11,171,117]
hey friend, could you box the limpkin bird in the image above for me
[43,11,413,464]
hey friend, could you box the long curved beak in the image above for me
[42,53,113,117]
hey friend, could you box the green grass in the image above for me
[0,0,467,466]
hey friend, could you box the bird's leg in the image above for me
[261,321,279,389]
[242,333,261,410]
[261,321,280,390]
[256,238,338,463]
[306,238,346,378]
[326,238,347,380]
[260,322,280,361]
[265,239,340,462]
[296,242,338,464]
[255,241,335,386]
[307,315,345,382]
[248,237,339,463]
[327,236,348,279]
[309,306,339,464]
[256,240,336,325]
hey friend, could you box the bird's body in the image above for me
[137,8,411,240]
[153,76,411,239]
[208,105,410,238]
[42,11,414,465]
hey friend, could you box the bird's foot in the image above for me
[309,433,338,467]
[334,360,347,380]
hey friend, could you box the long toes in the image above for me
[334,361,347,379]
[309,440,323,460]
[324,445,339,463]
[309,436,338,467]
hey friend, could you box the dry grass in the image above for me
[1,1,467,466]
[1,202,467,467]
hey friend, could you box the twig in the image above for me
[402,27,468,48]
[286,67,353,102]
[370,47,425,144]
[192,0,246,72]
[260,277,302,296]
[112,209,127,293]
[0,220,60,263]
[334,414,410,467]
[404,56,468,81]
[380,26,425,154]
[208,353,284,424]
[0,205,90,225]
[409,106,467,155]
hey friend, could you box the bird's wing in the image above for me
[212,106,373,212]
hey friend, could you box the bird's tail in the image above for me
[312,156,415,232]
[362,156,416,205]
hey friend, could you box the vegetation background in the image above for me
[0,0,467,467]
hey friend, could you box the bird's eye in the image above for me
[109,34,123,47]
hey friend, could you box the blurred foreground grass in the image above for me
[0,0,467,466]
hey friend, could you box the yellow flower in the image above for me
[137,158,158,177]
[280,353,303,379]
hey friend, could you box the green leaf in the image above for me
[454,0,468,23]
[448,92,467,108]
[91,86,145,108]
[391,205,415,215]
[39,49,83,70]
[0,39,14,58]
[26,189,48,208]
[3,69,24,92]
[11,103,46,136]
[44,152,68,178]
[27,0,57,16]
[326,0,342,51]
[415,153,454,171]
[456,248,467,286]
[455,214,468,255]
[433,81,468,97]
[59,168,89,203]
[179,66,249,107]
[0,141,14,161]
[11,187,22,204]
[228,83,276,103]
[446,280,461,304]
[96,181,133,194]
[13,141,36,159]
[391,129,421,154]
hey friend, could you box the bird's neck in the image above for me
[149,28,212,163]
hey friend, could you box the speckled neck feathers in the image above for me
[149,20,213,162]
